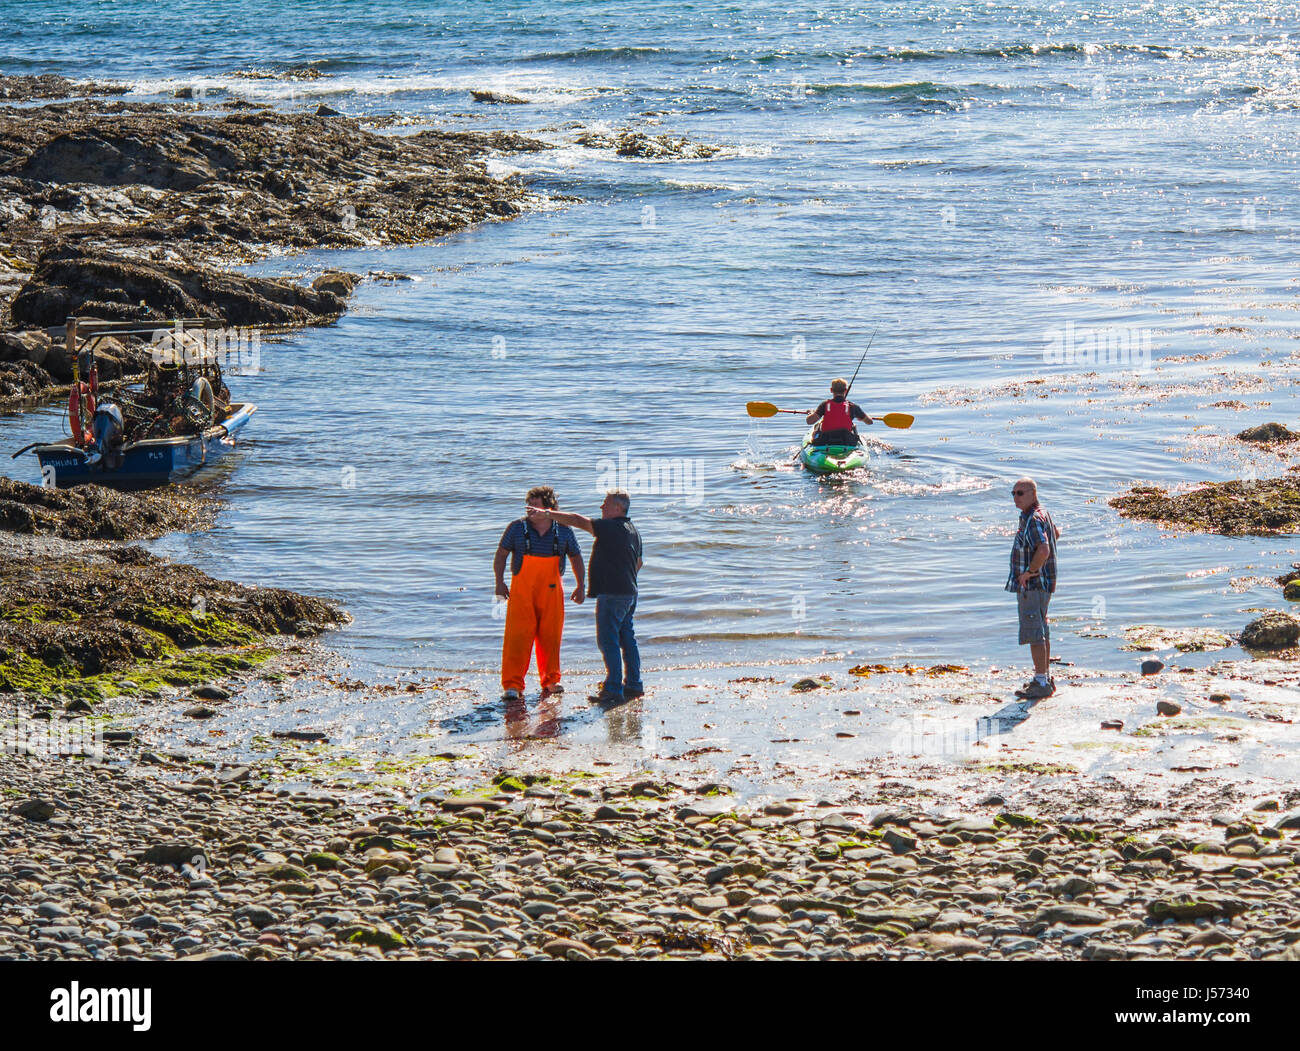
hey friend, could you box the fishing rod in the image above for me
[845,325,879,395]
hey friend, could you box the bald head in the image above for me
[1013,477,1038,511]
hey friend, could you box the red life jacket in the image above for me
[821,398,853,430]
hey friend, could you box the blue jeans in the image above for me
[595,594,641,697]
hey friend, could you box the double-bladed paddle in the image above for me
[745,401,914,429]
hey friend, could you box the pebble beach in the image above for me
[6,739,1299,962]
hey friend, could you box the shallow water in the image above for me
[3,1,1300,690]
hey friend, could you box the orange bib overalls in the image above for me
[501,542,565,694]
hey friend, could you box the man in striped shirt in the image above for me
[1006,478,1061,699]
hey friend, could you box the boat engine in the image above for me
[89,402,125,470]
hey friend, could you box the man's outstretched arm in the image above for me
[528,506,594,535]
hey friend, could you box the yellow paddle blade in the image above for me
[877,413,914,429]
[746,401,780,418]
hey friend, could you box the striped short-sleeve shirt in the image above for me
[499,519,580,576]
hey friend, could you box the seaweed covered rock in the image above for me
[0,358,54,403]
[1123,625,1230,652]
[0,477,214,540]
[310,270,362,298]
[471,90,530,105]
[0,543,347,695]
[0,75,128,101]
[1110,479,1300,535]
[0,100,547,334]
[12,129,221,191]
[11,247,347,328]
[1237,422,1299,446]
[1240,612,1300,652]
[575,128,725,159]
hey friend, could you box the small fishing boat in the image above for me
[29,402,256,489]
[13,316,256,489]
[798,428,869,475]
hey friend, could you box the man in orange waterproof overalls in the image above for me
[494,486,585,701]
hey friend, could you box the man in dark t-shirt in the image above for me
[528,489,643,705]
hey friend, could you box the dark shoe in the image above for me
[501,688,522,701]
[541,683,564,697]
[623,687,644,700]
[587,690,624,704]
[1018,679,1055,700]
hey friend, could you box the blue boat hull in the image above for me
[34,403,256,489]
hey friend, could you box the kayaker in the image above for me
[806,378,873,446]
[1006,478,1061,699]
[528,489,643,705]
[495,486,585,701]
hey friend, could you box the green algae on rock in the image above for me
[0,542,346,700]
[1110,477,1300,535]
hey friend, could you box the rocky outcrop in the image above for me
[1111,478,1300,535]
[0,99,551,345]
[1237,422,1299,445]
[471,90,530,105]
[12,129,222,191]
[1240,611,1300,651]
[575,128,725,159]
[0,477,346,689]
[0,476,215,541]
[0,75,128,101]
[11,247,348,328]
[310,270,362,298]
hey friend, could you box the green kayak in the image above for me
[799,429,869,475]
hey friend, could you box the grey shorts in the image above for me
[1017,589,1051,645]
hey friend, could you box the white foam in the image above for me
[662,178,744,191]
[124,71,607,109]
[484,156,525,180]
